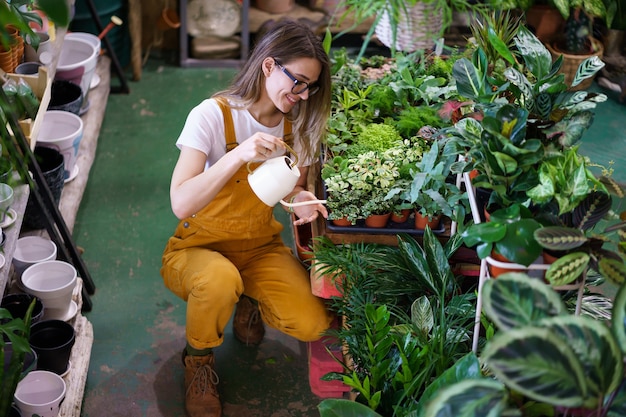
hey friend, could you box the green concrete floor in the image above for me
[73,56,626,417]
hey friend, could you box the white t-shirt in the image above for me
[176,98,311,167]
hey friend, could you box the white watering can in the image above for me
[247,142,327,208]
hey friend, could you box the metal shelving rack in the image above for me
[179,0,251,68]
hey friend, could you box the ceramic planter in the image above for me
[21,260,77,321]
[13,370,66,417]
[29,319,75,375]
[13,236,58,281]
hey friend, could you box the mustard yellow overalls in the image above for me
[161,98,332,350]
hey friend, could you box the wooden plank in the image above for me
[59,279,94,417]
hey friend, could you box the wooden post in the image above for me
[128,0,142,81]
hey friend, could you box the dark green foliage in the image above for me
[392,106,444,139]
[314,230,476,415]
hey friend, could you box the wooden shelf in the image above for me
[2,54,110,417]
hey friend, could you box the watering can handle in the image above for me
[246,141,299,174]
[280,199,327,208]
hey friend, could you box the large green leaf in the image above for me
[482,273,566,330]
[496,218,543,267]
[544,252,589,287]
[483,326,587,408]
[541,315,623,407]
[423,379,509,417]
[318,398,384,417]
[412,296,434,336]
[598,258,626,286]
[416,352,482,416]
[612,283,626,356]
[513,25,552,80]
[533,227,587,251]
[571,56,605,88]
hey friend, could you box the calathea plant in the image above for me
[424,272,626,417]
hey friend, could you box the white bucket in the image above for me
[22,260,77,319]
[65,32,101,56]
[56,37,99,112]
[38,110,84,180]
[14,370,66,417]
[13,236,57,279]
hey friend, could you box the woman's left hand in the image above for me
[291,191,328,226]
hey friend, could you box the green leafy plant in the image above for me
[404,138,466,221]
[0,299,36,417]
[316,230,476,415]
[551,0,615,54]
[1,0,70,50]
[424,272,626,416]
[331,0,487,60]
[461,203,544,267]
[533,180,626,287]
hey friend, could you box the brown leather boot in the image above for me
[233,296,265,346]
[183,352,221,417]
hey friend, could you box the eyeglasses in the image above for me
[273,58,320,96]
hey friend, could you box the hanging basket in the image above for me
[375,1,443,52]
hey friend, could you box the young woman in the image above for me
[160,19,333,417]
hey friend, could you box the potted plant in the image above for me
[332,0,488,59]
[1,0,69,69]
[602,0,625,56]
[0,298,36,417]
[317,230,476,416]
[533,180,626,287]
[424,272,626,416]
[403,137,466,229]
[461,203,544,270]
[321,156,366,225]
[545,0,616,89]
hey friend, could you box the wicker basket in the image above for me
[546,38,604,91]
[375,1,443,52]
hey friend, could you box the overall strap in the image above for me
[215,96,294,152]
[214,96,238,152]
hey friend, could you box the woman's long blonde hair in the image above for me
[214,19,331,162]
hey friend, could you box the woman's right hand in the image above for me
[235,132,286,162]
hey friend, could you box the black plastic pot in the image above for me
[48,80,83,115]
[23,146,65,231]
[1,293,44,326]
[29,319,75,375]
[2,343,38,379]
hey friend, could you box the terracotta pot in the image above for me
[414,212,441,230]
[525,5,564,43]
[488,251,526,278]
[331,217,352,227]
[365,212,391,228]
[157,8,180,31]
[390,209,410,223]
